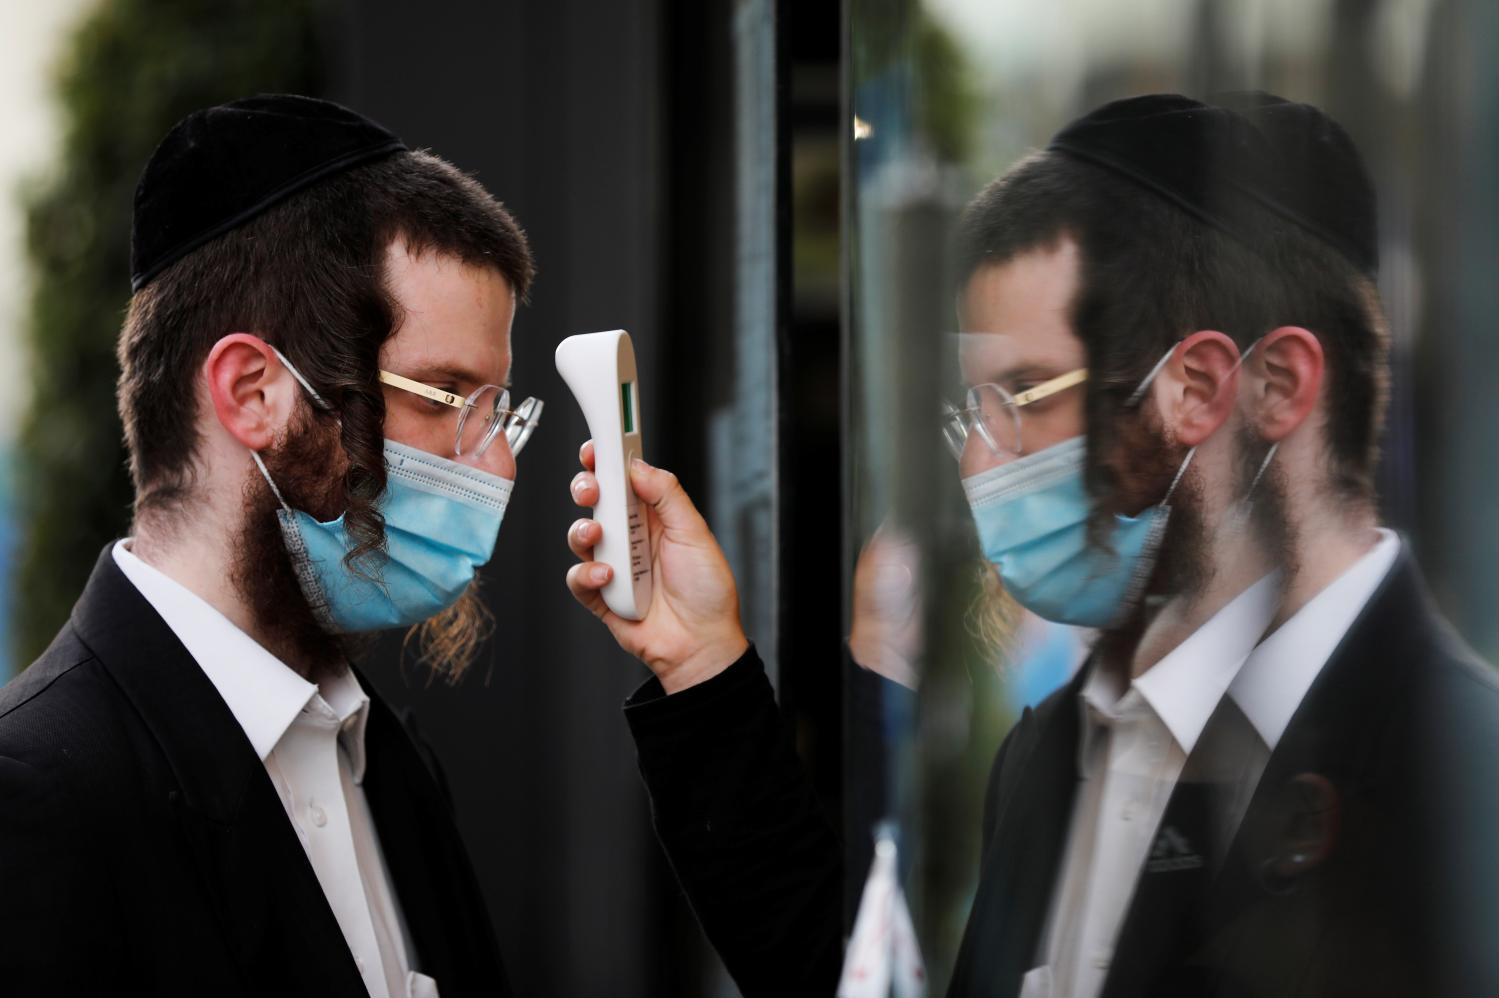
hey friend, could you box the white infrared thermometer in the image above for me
[555,329,652,620]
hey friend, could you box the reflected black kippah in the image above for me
[1048,92,1378,275]
[130,94,407,290]
[1049,93,1269,234]
[1215,90,1379,275]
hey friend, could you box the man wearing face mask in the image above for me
[0,97,537,996]
[565,94,1499,997]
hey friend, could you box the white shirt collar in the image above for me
[1229,528,1401,749]
[1078,572,1280,767]
[111,539,370,780]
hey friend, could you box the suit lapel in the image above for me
[949,666,1088,997]
[358,677,511,997]
[72,546,367,995]
[1207,555,1421,907]
[1186,554,1432,995]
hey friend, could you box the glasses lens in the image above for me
[504,397,543,457]
[969,384,1021,456]
[456,385,505,456]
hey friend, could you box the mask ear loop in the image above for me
[268,344,331,410]
[1126,344,1178,408]
[1233,336,1279,509]
[1161,446,1196,506]
[250,343,337,514]
[250,450,292,512]
[1124,343,1192,507]
[1243,442,1279,501]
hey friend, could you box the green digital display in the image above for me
[621,381,634,434]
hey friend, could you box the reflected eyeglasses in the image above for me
[941,368,1087,459]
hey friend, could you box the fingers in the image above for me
[628,458,706,533]
[565,560,615,619]
[568,518,601,560]
[570,471,599,508]
[579,439,596,471]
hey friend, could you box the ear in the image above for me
[1152,330,1242,447]
[202,334,302,451]
[1247,326,1324,443]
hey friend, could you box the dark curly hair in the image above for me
[118,149,534,574]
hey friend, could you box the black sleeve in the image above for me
[624,646,842,997]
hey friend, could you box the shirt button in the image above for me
[1121,800,1138,821]
[1094,951,1111,970]
[309,800,327,827]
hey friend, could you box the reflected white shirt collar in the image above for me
[1078,572,1280,767]
[1230,529,1401,750]
[111,539,370,780]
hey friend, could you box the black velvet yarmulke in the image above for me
[1048,92,1377,275]
[130,94,407,290]
[1216,90,1379,275]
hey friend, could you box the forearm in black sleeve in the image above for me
[624,646,842,997]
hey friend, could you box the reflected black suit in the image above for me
[0,547,511,997]
[628,550,1499,997]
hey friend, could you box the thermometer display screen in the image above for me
[621,381,635,434]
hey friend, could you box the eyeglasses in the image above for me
[942,368,1087,460]
[378,370,543,459]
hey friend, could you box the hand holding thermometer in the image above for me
[555,330,652,620]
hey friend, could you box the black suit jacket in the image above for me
[951,549,1499,998]
[631,550,1499,997]
[0,546,511,997]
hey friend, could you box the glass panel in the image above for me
[846,0,1499,991]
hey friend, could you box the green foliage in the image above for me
[850,0,980,165]
[911,13,979,164]
[13,0,326,667]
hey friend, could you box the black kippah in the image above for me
[1048,92,1378,275]
[1049,93,1269,234]
[1214,91,1378,275]
[130,94,407,290]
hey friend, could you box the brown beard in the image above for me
[1113,407,1212,597]
[230,408,366,683]
[230,407,494,685]
[1093,411,1211,669]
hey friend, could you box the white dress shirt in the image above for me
[1022,573,1281,998]
[112,540,437,998]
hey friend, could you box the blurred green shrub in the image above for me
[14,0,327,667]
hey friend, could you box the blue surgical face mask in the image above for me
[250,348,512,633]
[253,441,511,633]
[959,341,1223,629]
[963,436,1193,628]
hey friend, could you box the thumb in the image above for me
[630,457,705,532]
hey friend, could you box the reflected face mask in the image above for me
[253,439,512,634]
[962,436,1192,628]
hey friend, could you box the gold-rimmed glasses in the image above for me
[941,367,1087,459]
[378,370,543,458]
